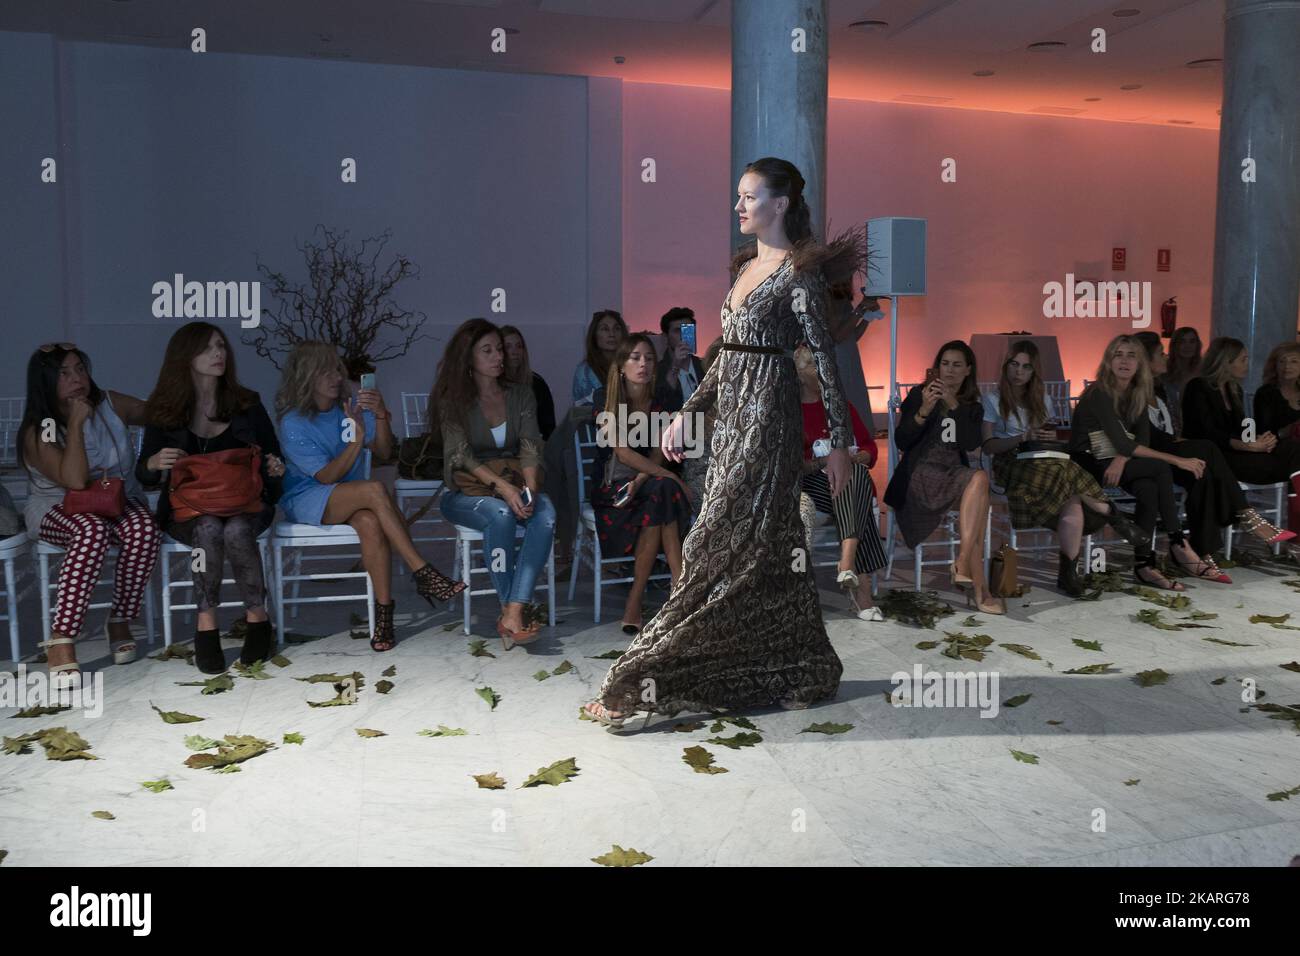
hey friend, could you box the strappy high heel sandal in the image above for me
[412,563,467,608]
[371,601,396,652]
[496,614,541,650]
[949,562,973,589]
[40,637,81,689]
[583,699,653,734]
[1237,508,1297,546]
[1196,553,1232,585]
[104,618,137,665]
[1170,543,1228,583]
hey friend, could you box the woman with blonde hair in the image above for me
[276,341,464,652]
[982,340,1144,596]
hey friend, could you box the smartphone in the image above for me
[521,487,533,507]
[612,481,634,507]
[360,373,376,391]
[922,367,938,387]
[680,323,697,354]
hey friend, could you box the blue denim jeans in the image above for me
[440,490,556,606]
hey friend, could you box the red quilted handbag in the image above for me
[63,472,126,518]
[169,446,264,522]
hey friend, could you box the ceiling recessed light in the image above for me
[1186,57,1222,68]
[973,69,995,77]
[1112,8,1141,16]
[1120,83,1143,91]
[849,19,890,32]
[1084,97,1102,102]
[1027,41,1067,51]
[613,55,625,64]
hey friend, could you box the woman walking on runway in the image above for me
[584,157,863,729]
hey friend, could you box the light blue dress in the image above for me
[278,406,376,525]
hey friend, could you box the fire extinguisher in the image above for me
[1160,296,1177,338]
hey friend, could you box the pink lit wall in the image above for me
[621,81,1220,411]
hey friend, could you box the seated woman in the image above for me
[1159,326,1202,437]
[884,341,1003,614]
[1253,342,1300,443]
[982,341,1145,597]
[276,341,464,652]
[18,344,161,683]
[795,343,885,620]
[591,334,692,635]
[572,309,628,406]
[1070,336,1290,590]
[435,319,556,648]
[501,324,556,440]
[1183,337,1300,537]
[136,322,286,673]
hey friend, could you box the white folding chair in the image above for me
[0,397,24,468]
[394,392,455,551]
[804,498,883,598]
[567,422,672,622]
[451,519,556,636]
[1,534,28,662]
[35,540,156,645]
[272,451,375,643]
[1223,481,1288,559]
[1043,381,1073,425]
[157,530,273,647]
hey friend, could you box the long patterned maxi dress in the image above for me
[596,253,853,716]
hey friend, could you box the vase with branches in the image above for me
[244,225,429,378]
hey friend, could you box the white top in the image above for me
[23,392,143,538]
[981,391,1058,439]
[489,421,507,448]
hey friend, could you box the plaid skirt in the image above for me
[993,452,1108,532]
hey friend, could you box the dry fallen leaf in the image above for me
[472,772,506,790]
[591,845,653,867]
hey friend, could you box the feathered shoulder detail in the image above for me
[728,224,868,295]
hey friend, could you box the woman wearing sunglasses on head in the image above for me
[17,343,161,685]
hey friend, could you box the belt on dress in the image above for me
[720,343,795,358]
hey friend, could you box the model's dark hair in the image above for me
[998,339,1048,427]
[659,307,694,336]
[932,340,981,405]
[429,318,503,433]
[144,322,256,430]
[17,345,105,468]
[583,309,628,386]
[498,324,533,388]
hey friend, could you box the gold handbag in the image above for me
[453,458,527,498]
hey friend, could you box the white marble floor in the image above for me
[2,546,1299,867]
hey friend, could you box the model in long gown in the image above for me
[595,249,855,717]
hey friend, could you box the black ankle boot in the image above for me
[371,601,396,652]
[1104,506,1147,548]
[194,628,225,674]
[239,619,273,666]
[1056,552,1084,597]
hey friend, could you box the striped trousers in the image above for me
[800,462,888,576]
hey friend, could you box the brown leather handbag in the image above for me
[169,446,264,522]
[989,543,1020,598]
[453,458,527,498]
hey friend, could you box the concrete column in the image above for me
[1210,0,1300,401]
[731,0,829,250]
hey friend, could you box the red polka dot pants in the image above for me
[38,499,161,637]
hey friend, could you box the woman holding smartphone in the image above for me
[591,334,692,635]
[277,342,465,652]
[433,319,555,647]
[885,341,1003,613]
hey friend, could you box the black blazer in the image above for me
[1253,383,1300,438]
[883,385,983,512]
[1180,377,1241,453]
[136,399,284,529]
[530,372,557,440]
